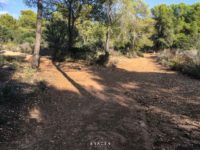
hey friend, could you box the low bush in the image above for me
[0,25,13,43]
[1,42,33,54]
[2,42,19,51]
[95,51,110,66]
[158,49,200,79]
[19,42,33,54]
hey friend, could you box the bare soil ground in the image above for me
[0,52,200,150]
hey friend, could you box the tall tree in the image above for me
[24,0,43,68]
[33,0,43,68]
[19,10,37,29]
[0,14,18,43]
[92,0,120,52]
[101,0,119,52]
[152,2,200,50]
[45,11,68,60]
[0,14,18,29]
[54,0,94,50]
[105,0,113,52]
[113,0,154,51]
[152,4,174,49]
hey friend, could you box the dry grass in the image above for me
[158,49,200,79]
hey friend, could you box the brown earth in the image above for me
[0,52,200,150]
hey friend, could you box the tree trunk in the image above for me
[32,0,43,68]
[105,0,112,52]
[68,18,72,50]
[106,27,110,52]
[68,4,74,51]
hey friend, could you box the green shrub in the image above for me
[10,27,34,44]
[69,46,99,62]
[95,51,110,66]
[0,25,13,43]
[19,42,33,54]
[158,49,200,79]
[184,65,200,79]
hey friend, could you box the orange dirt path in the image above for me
[1,50,200,149]
[32,54,200,150]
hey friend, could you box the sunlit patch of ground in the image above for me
[28,106,43,123]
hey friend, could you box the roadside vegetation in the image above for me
[0,10,36,53]
[158,49,200,79]
[153,3,200,79]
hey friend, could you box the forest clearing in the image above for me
[0,50,200,149]
[0,0,200,150]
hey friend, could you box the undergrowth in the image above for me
[158,49,200,79]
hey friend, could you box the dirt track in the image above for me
[1,54,200,150]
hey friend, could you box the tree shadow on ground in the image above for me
[87,65,200,149]
[0,55,48,149]
[54,61,200,150]
[0,57,146,150]
[0,55,200,150]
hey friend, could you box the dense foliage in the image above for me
[0,1,200,58]
[152,3,200,50]
[0,11,36,53]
